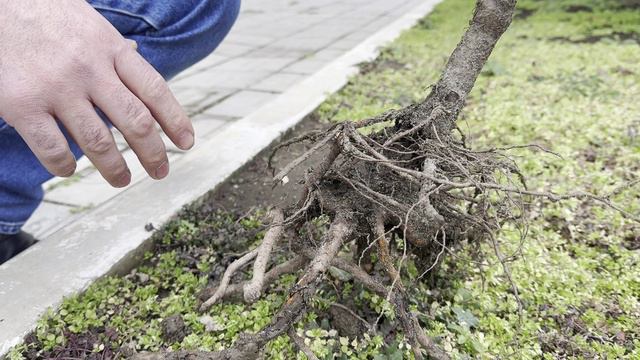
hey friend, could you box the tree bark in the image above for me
[401,0,516,135]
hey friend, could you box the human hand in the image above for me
[0,0,194,187]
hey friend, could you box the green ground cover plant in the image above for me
[8,0,640,359]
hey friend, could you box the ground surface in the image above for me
[9,0,640,359]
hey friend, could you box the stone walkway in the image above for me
[24,0,427,237]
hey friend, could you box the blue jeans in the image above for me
[0,0,240,234]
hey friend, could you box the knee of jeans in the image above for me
[135,0,241,78]
[188,0,241,61]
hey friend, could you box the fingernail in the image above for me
[179,130,194,150]
[117,169,132,187]
[155,161,169,179]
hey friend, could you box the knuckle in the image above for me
[141,142,167,168]
[46,145,71,164]
[103,160,128,181]
[152,143,167,161]
[58,162,77,177]
[2,87,28,104]
[47,148,76,176]
[112,164,129,178]
[111,87,158,139]
[20,119,75,176]
[3,89,47,115]
[82,127,113,155]
[145,75,169,102]
[70,57,95,79]
[129,111,156,139]
[148,155,167,171]
[63,45,96,79]
[29,123,59,152]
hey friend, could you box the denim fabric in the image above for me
[0,0,240,234]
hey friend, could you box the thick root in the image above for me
[243,208,285,303]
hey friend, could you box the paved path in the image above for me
[24,0,427,237]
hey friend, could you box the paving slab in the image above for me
[223,33,278,48]
[269,35,336,52]
[247,46,314,59]
[172,68,273,89]
[213,56,298,72]
[191,114,233,138]
[44,150,180,209]
[286,58,331,75]
[4,0,443,356]
[22,202,81,239]
[206,90,277,118]
[250,73,307,92]
[211,42,256,57]
[170,87,236,115]
[172,54,230,81]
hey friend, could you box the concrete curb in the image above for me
[0,0,442,355]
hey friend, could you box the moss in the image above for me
[12,0,640,359]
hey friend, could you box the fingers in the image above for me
[55,101,131,187]
[12,114,76,177]
[115,47,194,150]
[91,78,169,180]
